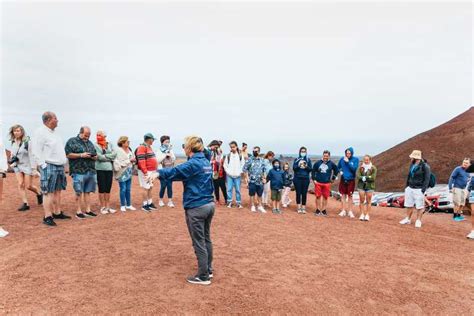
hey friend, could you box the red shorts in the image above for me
[315,182,331,199]
[339,180,355,196]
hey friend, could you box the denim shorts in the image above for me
[72,172,97,195]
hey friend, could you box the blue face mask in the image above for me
[300,152,307,158]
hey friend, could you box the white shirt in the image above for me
[223,151,245,178]
[31,125,67,168]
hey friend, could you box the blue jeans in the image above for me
[226,176,241,204]
[119,178,132,207]
[159,178,173,199]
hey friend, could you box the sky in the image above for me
[0,1,472,156]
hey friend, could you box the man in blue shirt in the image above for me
[448,158,471,222]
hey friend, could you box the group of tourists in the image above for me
[0,111,473,284]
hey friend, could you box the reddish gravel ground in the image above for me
[0,175,473,315]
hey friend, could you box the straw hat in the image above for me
[409,150,422,160]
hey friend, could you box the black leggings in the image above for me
[293,177,310,206]
[97,170,113,194]
[213,178,227,202]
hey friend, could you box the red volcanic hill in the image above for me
[374,107,474,192]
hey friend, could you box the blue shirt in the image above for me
[448,166,470,190]
[159,152,214,210]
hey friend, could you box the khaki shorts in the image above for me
[138,170,158,190]
[452,188,468,206]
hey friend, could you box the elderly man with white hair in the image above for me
[31,111,70,226]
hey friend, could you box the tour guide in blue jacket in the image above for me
[158,136,215,286]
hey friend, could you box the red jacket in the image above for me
[136,144,158,174]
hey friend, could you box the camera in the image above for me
[8,155,19,165]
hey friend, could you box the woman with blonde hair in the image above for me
[356,155,377,221]
[114,136,136,212]
[158,136,215,286]
[94,130,117,214]
[9,124,43,211]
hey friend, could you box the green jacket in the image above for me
[356,165,377,191]
[94,143,117,171]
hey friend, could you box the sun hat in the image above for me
[409,150,422,160]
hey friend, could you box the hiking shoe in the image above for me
[52,212,71,220]
[43,216,57,226]
[399,217,411,225]
[251,205,257,213]
[314,209,321,216]
[159,200,165,207]
[338,210,346,217]
[85,211,97,218]
[148,203,158,210]
[37,194,43,205]
[167,201,175,208]
[321,210,328,217]
[186,275,211,286]
[76,213,87,220]
[466,231,474,240]
[18,203,30,212]
[142,205,152,212]
[415,219,422,228]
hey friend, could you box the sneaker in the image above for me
[301,208,307,214]
[167,201,175,208]
[466,231,474,240]
[399,217,411,225]
[258,206,266,213]
[37,194,43,205]
[100,207,109,215]
[237,204,243,209]
[321,210,328,217]
[148,203,158,210]
[276,208,282,214]
[209,273,214,279]
[120,206,127,212]
[76,213,86,219]
[227,202,233,208]
[108,208,117,214]
[415,219,422,228]
[364,214,370,221]
[282,204,288,208]
[339,210,346,217]
[272,208,278,214]
[454,215,466,222]
[52,212,71,220]
[0,227,9,238]
[348,211,355,218]
[126,205,136,211]
[142,205,152,212]
[85,211,97,218]
[251,205,257,213]
[18,203,30,212]
[359,214,365,221]
[43,216,57,226]
[186,275,211,286]
[159,200,165,207]
[314,209,321,216]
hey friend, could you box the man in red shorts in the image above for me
[337,147,359,218]
[312,150,339,216]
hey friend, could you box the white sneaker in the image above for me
[348,211,355,218]
[0,227,9,238]
[415,220,422,228]
[466,231,474,239]
[237,204,243,209]
[399,217,411,225]
[258,206,266,213]
[227,202,233,208]
[167,201,175,208]
[126,205,136,211]
[364,214,370,221]
[108,208,117,214]
[100,207,109,215]
[120,206,127,212]
[159,200,165,207]
[251,205,257,213]
[359,214,365,221]
[301,208,306,214]
[282,204,288,208]
[339,210,347,217]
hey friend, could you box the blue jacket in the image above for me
[283,171,294,187]
[293,156,313,179]
[159,152,214,210]
[312,160,339,183]
[448,166,470,190]
[267,168,284,190]
[337,147,359,181]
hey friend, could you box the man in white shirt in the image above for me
[31,111,70,226]
[223,141,245,208]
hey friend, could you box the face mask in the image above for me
[253,151,259,157]
[274,164,280,169]
[300,152,307,157]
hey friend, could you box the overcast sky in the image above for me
[1,1,472,156]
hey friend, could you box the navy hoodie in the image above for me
[159,152,214,210]
[312,160,339,183]
[337,147,359,181]
[293,155,313,179]
[267,168,285,190]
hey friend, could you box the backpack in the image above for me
[423,162,436,188]
[226,152,242,164]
